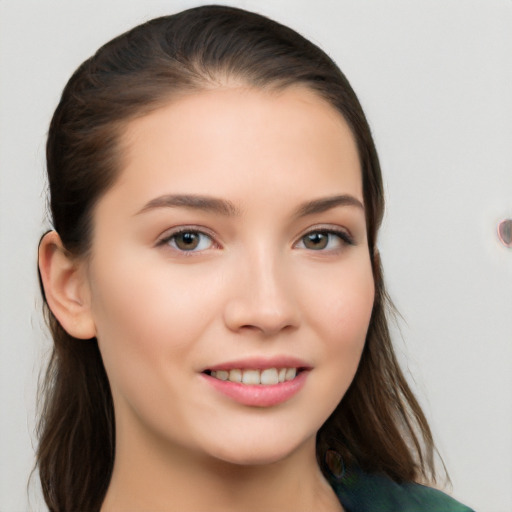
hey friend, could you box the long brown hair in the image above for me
[37,5,437,511]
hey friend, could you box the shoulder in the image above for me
[328,466,475,512]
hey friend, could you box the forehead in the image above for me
[109,86,362,211]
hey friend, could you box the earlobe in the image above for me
[38,231,96,340]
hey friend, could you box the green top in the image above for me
[328,464,475,512]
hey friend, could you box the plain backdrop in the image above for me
[1,1,511,511]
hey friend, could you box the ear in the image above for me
[38,231,96,339]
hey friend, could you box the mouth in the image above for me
[200,357,311,406]
[203,367,306,386]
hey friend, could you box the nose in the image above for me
[223,249,300,337]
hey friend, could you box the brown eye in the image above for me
[174,232,200,250]
[297,230,353,251]
[302,232,329,250]
[163,231,214,252]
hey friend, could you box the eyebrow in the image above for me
[135,193,363,217]
[136,194,241,217]
[294,194,364,217]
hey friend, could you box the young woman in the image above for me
[37,5,474,511]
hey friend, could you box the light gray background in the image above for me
[1,1,511,511]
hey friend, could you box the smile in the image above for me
[201,366,309,407]
[206,367,299,385]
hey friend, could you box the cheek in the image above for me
[87,256,226,438]
[303,256,374,401]
[294,258,374,428]
[305,257,375,346]
[87,253,222,383]
[328,279,374,343]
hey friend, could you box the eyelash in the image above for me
[156,226,354,254]
[156,227,218,253]
[294,228,355,251]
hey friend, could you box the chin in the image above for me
[200,429,316,468]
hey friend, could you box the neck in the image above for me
[101,417,343,512]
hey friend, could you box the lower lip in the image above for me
[201,371,308,407]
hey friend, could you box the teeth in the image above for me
[216,370,229,381]
[210,367,299,385]
[242,369,260,385]
[260,368,279,385]
[228,369,242,382]
[285,368,297,381]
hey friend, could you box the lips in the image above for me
[201,357,311,407]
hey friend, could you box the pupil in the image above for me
[177,232,198,250]
[305,232,327,249]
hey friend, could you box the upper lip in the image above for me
[204,356,311,372]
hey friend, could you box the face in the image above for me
[84,86,374,466]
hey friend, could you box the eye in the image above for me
[295,229,353,251]
[159,229,215,252]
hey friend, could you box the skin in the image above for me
[40,86,375,511]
